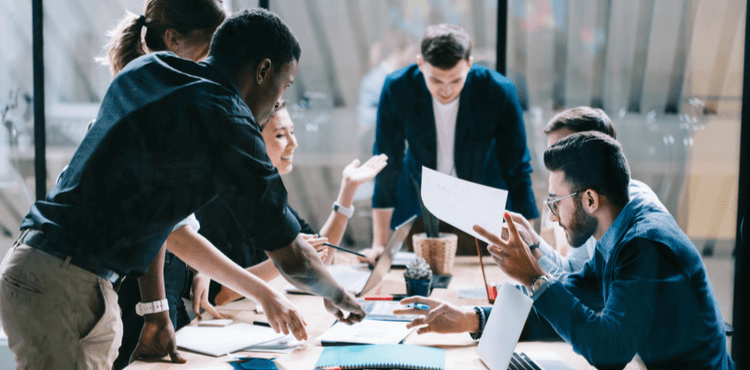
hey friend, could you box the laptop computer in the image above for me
[285,215,417,297]
[477,282,575,370]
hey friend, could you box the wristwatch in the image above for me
[529,274,553,298]
[332,202,354,218]
[135,299,169,316]
[527,243,539,251]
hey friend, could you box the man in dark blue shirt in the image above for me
[398,132,734,369]
[0,9,364,369]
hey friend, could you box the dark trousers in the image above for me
[113,252,191,370]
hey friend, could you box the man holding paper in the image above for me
[397,132,734,369]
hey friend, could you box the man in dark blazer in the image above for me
[369,24,538,257]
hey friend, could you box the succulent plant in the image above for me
[404,257,433,280]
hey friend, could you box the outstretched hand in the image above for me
[191,272,226,321]
[129,312,186,365]
[392,296,479,335]
[323,291,367,325]
[473,212,546,288]
[342,154,388,186]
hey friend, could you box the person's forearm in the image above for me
[319,178,359,246]
[166,227,277,305]
[372,208,393,247]
[215,260,282,305]
[138,244,168,302]
[266,234,347,301]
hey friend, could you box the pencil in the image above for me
[322,242,367,258]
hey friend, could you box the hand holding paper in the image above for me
[473,212,545,288]
[420,167,508,243]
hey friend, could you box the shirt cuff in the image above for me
[172,214,200,233]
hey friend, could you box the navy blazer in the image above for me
[373,63,539,228]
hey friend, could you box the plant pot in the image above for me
[404,276,432,297]
[412,233,458,275]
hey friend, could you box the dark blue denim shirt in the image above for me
[523,196,733,369]
[372,64,538,227]
[20,52,301,277]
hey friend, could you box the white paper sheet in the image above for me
[317,319,414,345]
[421,167,508,243]
[476,282,534,370]
[176,323,286,357]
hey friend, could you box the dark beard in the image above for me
[565,202,598,248]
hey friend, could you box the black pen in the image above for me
[323,242,367,258]
[252,321,272,328]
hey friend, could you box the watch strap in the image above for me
[332,202,354,218]
[135,299,169,316]
[529,274,554,299]
[527,243,539,251]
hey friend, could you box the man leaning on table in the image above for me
[397,132,734,369]
[0,8,365,370]
[365,23,538,260]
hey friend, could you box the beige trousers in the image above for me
[0,241,123,370]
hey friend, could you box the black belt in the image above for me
[18,229,125,288]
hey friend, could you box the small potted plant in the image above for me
[411,176,457,275]
[404,257,433,296]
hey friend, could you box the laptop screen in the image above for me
[358,215,417,296]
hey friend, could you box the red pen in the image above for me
[364,295,407,301]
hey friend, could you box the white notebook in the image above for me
[176,323,286,357]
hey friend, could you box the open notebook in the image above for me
[285,215,416,296]
[477,282,575,370]
[315,344,445,370]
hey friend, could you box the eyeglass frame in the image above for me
[544,191,578,216]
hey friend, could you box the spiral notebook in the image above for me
[314,344,445,370]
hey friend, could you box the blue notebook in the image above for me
[314,344,445,370]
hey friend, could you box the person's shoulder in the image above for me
[383,64,421,88]
[465,64,517,98]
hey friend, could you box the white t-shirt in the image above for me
[432,97,459,176]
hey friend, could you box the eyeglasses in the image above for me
[544,192,578,216]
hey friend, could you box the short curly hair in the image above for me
[209,8,301,74]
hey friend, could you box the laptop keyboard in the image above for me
[508,352,542,370]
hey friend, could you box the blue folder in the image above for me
[314,344,445,370]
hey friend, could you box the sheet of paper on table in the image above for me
[317,319,414,346]
[420,167,508,244]
[176,323,286,357]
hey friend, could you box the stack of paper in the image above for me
[243,335,304,354]
[176,323,288,357]
[317,319,414,346]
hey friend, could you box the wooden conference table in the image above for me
[126,256,646,369]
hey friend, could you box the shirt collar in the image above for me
[202,56,243,98]
[595,195,648,262]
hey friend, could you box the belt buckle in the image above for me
[110,273,125,292]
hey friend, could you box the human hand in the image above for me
[191,272,225,320]
[474,212,546,288]
[392,296,479,334]
[129,312,186,365]
[301,233,331,262]
[356,245,383,266]
[323,291,366,325]
[341,154,388,186]
[500,211,540,246]
[257,289,308,341]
